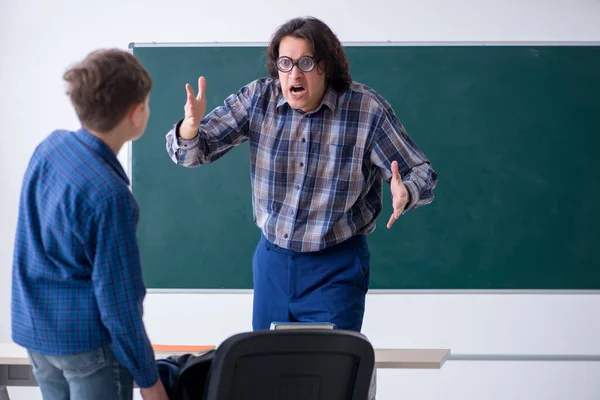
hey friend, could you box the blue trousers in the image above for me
[252,233,370,332]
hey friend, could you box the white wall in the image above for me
[1,0,600,399]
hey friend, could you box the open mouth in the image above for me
[290,85,306,95]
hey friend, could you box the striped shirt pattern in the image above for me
[166,78,438,252]
[11,129,158,388]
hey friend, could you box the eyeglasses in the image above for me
[276,56,317,73]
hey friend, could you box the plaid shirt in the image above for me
[166,78,437,252]
[12,129,158,388]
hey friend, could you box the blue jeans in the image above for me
[27,345,133,400]
[252,233,370,332]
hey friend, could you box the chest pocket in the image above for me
[320,143,364,197]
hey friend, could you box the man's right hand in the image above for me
[179,76,207,139]
[140,379,169,400]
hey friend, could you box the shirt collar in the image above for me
[276,83,338,114]
[75,128,130,185]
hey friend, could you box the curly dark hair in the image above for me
[267,16,352,93]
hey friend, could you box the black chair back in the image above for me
[204,329,375,400]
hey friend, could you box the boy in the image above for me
[11,49,168,400]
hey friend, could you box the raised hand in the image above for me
[179,76,207,139]
[387,161,410,229]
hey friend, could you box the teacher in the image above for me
[165,16,438,332]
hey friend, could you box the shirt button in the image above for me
[284,233,289,239]
[301,138,306,143]
[290,209,294,215]
[300,162,304,167]
[295,185,300,190]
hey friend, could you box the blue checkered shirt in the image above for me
[166,78,438,252]
[12,129,158,388]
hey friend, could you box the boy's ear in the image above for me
[128,102,146,128]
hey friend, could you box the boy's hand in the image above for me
[140,379,169,400]
[179,76,207,139]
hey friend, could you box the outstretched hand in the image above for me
[387,161,410,229]
[179,76,207,139]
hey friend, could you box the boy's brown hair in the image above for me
[63,49,152,132]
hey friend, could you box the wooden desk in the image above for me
[0,344,29,366]
[0,343,450,399]
[151,347,450,370]
[374,348,449,369]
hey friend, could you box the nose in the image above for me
[289,64,303,79]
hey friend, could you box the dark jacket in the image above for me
[157,350,216,400]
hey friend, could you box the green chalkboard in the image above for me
[130,43,600,290]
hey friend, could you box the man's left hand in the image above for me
[387,161,410,229]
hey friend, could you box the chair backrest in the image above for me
[204,329,375,400]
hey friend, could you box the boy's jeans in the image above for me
[27,345,133,400]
